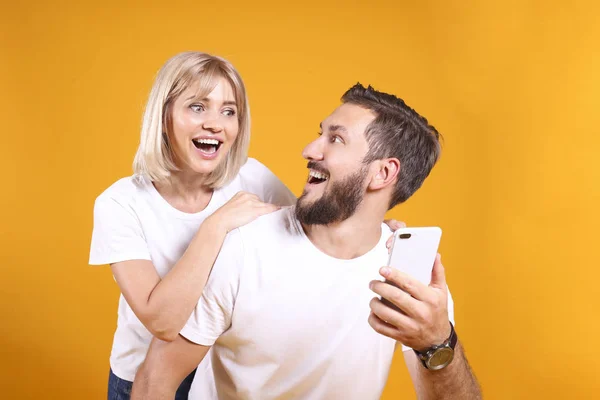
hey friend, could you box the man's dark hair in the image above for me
[341,83,442,209]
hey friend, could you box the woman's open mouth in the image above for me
[192,138,222,156]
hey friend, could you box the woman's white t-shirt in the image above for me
[89,158,296,381]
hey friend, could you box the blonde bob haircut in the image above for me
[133,51,250,189]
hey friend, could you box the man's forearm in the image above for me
[413,342,481,400]
[131,362,179,400]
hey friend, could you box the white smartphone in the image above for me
[387,227,442,286]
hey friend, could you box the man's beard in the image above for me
[295,166,369,225]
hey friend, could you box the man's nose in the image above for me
[302,138,324,161]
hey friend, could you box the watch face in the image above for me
[427,348,454,371]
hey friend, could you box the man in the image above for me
[132,83,481,399]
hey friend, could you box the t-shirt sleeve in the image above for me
[88,195,151,265]
[400,287,456,352]
[240,158,296,207]
[179,229,244,346]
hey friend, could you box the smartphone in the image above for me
[387,227,442,286]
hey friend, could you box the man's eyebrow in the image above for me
[329,124,347,133]
[319,122,347,133]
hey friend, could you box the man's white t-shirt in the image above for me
[88,158,296,382]
[183,207,455,400]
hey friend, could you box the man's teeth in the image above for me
[194,138,220,145]
[309,170,329,180]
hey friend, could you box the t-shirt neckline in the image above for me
[143,176,224,220]
[287,207,389,266]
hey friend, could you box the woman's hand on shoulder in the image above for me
[384,219,406,254]
[206,191,280,234]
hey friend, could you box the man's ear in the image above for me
[368,158,400,190]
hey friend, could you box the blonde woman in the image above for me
[89,52,296,399]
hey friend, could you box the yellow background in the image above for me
[2,1,599,399]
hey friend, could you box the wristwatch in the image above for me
[413,322,457,371]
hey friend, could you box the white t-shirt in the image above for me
[89,158,296,382]
[182,207,455,400]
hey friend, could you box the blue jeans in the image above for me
[108,368,197,400]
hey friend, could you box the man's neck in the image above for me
[302,203,387,260]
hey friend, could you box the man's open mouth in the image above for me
[307,169,329,184]
[192,138,222,155]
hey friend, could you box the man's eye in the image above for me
[332,136,343,143]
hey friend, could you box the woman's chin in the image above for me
[189,156,225,175]
[175,146,230,177]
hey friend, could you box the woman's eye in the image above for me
[223,109,236,117]
[190,104,204,112]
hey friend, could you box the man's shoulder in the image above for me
[237,206,299,242]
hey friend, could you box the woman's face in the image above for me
[168,77,240,176]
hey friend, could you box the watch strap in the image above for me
[413,321,457,369]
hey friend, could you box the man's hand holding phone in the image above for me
[369,247,451,351]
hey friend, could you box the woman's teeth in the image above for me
[192,138,221,153]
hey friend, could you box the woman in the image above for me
[89,52,296,399]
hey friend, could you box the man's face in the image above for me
[296,103,376,225]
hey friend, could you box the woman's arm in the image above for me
[112,191,278,341]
